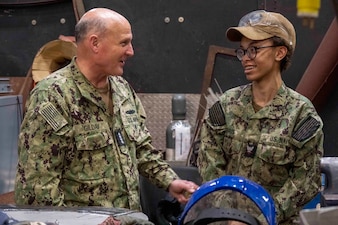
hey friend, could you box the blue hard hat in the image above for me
[178,175,276,225]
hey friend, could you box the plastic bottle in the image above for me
[166,94,191,161]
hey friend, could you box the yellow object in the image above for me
[297,0,321,28]
[297,0,321,17]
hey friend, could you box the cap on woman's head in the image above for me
[226,10,296,51]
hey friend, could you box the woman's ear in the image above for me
[275,46,288,61]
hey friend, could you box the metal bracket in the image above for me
[187,45,236,166]
[196,45,236,126]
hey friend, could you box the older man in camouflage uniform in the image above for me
[14,8,198,211]
[198,10,324,225]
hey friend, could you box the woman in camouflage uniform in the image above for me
[198,10,324,225]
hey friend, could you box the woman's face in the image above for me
[239,37,281,82]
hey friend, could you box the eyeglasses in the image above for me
[235,45,277,61]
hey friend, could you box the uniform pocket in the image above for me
[74,122,114,150]
[253,142,295,186]
[72,122,114,181]
[257,145,294,165]
[120,108,142,142]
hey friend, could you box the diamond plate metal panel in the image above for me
[138,93,200,151]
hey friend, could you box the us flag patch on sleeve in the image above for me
[39,102,68,131]
[292,116,320,142]
[209,101,226,126]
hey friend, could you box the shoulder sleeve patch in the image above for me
[209,101,226,126]
[292,116,320,142]
[39,102,68,132]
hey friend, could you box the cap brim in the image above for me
[226,26,273,42]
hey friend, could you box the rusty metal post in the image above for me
[295,18,338,112]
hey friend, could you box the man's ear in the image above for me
[275,46,288,61]
[89,34,99,53]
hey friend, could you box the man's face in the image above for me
[96,20,134,76]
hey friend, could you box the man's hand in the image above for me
[168,179,199,204]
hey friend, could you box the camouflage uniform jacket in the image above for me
[15,58,179,210]
[198,83,324,224]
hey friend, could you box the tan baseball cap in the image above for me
[226,10,296,52]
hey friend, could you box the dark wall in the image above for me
[1,0,335,91]
[0,0,337,155]
[0,0,76,76]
